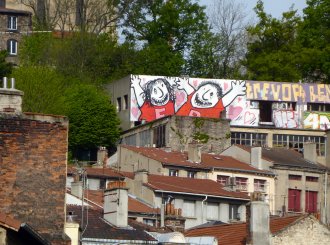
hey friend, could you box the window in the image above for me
[169,169,178,177]
[123,94,128,110]
[139,130,151,147]
[7,16,17,30]
[229,204,240,220]
[153,124,166,148]
[183,200,195,217]
[217,175,229,185]
[7,39,17,55]
[272,102,296,110]
[289,174,301,181]
[0,0,5,8]
[116,97,122,111]
[273,134,326,156]
[306,176,318,182]
[123,134,136,146]
[259,101,273,123]
[254,179,266,192]
[187,171,196,178]
[288,189,301,212]
[235,177,248,191]
[207,202,219,220]
[231,132,267,146]
[143,218,156,226]
[99,179,106,189]
[307,103,330,112]
[305,191,317,213]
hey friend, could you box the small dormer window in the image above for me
[8,16,17,31]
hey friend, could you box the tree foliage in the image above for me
[62,84,120,152]
[244,1,301,82]
[0,51,12,78]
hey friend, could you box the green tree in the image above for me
[62,83,120,155]
[297,0,330,83]
[0,50,13,78]
[243,1,301,82]
[13,66,66,114]
[121,0,210,76]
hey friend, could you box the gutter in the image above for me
[82,238,158,244]
[20,223,51,245]
[213,167,275,176]
[154,190,249,201]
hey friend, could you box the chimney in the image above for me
[188,143,201,163]
[0,77,23,115]
[134,169,148,183]
[303,142,317,163]
[71,174,83,199]
[246,192,270,245]
[97,146,108,167]
[104,181,128,227]
[251,147,262,169]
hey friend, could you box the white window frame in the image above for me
[8,16,17,30]
[183,200,196,218]
[8,39,18,55]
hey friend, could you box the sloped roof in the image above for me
[143,174,249,200]
[67,205,157,242]
[122,145,273,175]
[185,215,304,245]
[234,145,326,171]
[0,7,31,15]
[67,166,125,179]
[72,189,157,214]
[0,212,21,231]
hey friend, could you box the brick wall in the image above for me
[0,114,69,244]
[272,216,330,245]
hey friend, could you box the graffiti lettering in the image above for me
[273,110,298,128]
[304,112,330,130]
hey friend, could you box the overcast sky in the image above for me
[200,0,307,20]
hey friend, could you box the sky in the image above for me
[200,0,307,20]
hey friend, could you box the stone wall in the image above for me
[0,114,69,244]
[271,216,330,245]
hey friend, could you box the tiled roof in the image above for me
[67,166,125,179]
[185,215,303,245]
[67,205,157,242]
[234,145,326,170]
[122,145,272,175]
[80,189,157,214]
[0,212,21,231]
[144,174,249,200]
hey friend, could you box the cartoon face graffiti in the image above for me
[130,76,176,122]
[191,82,223,108]
[145,79,174,106]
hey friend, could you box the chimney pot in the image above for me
[11,78,15,89]
[3,77,7,89]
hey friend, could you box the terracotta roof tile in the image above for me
[0,212,21,231]
[67,166,125,179]
[185,215,303,245]
[122,145,272,175]
[144,174,249,200]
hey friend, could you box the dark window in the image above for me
[116,97,122,111]
[306,176,318,182]
[187,171,196,178]
[123,94,128,110]
[7,39,17,55]
[305,191,317,213]
[288,189,301,212]
[259,101,273,122]
[7,16,17,30]
[99,179,106,189]
[231,132,267,146]
[0,0,5,8]
[289,174,301,181]
[169,169,178,177]
[153,124,166,148]
[307,103,330,112]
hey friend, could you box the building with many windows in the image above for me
[0,5,31,64]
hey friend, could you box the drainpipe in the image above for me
[324,171,328,224]
[201,195,208,224]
